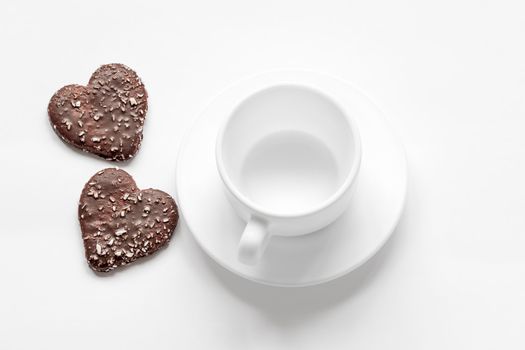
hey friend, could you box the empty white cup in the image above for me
[216,84,361,265]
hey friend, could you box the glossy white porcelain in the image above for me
[216,84,361,264]
[176,70,407,286]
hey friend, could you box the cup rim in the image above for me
[216,82,362,219]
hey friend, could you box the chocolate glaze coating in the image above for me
[79,168,178,272]
[48,64,148,161]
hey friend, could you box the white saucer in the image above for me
[176,70,407,287]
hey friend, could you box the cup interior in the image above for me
[218,85,360,217]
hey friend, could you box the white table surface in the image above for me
[1,0,524,348]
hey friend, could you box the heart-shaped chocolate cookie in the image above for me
[79,168,178,272]
[48,64,147,161]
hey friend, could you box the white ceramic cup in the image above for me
[216,84,361,265]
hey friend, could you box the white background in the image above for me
[1,0,524,348]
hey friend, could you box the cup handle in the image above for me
[238,217,270,265]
